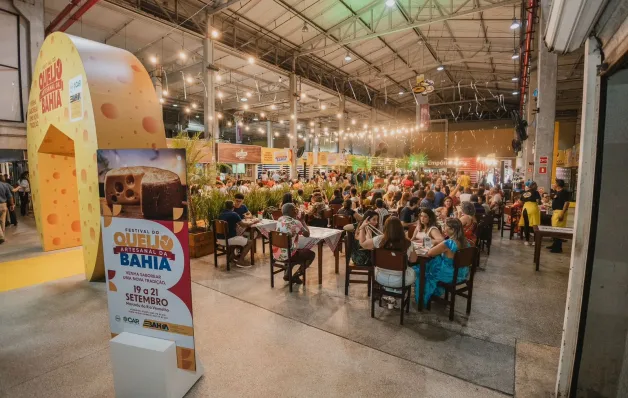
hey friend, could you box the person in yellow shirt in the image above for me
[457,171,471,189]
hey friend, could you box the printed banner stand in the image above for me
[98,149,203,397]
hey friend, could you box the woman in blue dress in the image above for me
[413,218,470,306]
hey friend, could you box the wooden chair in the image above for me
[406,223,417,240]
[344,230,371,296]
[271,210,283,220]
[427,246,479,321]
[322,208,333,227]
[213,220,237,271]
[329,204,342,214]
[501,206,518,239]
[332,214,352,254]
[492,203,504,230]
[371,248,412,325]
[476,212,494,255]
[269,231,307,292]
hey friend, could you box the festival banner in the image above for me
[98,148,196,371]
[261,147,292,164]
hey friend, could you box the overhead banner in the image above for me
[99,148,196,371]
[261,147,292,164]
[216,143,261,164]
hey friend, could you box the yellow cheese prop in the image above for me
[27,33,167,281]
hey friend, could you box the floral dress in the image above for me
[412,239,469,306]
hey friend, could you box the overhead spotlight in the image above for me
[240,97,248,102]
[162,89,168,96]
[399,90,404,95]
[253,115,259,121]
[211,29,220,38]
[191,102,197,109]
[511,51,520,60]
[173,104,178,107]
[512,91,519,95]
[302,22,309,33]
[385,0,395,7]
[510,18,520,30]
[178,51,186,60]
[436,65,445,71]
[278,76,283,83]
[512,76,519,81]
[195,115,199,118]
[186,76,194,84]
[344,53,352,62]
[248,56,255,64]
[149,55,158,65]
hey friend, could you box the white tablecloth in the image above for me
[298,227,343,252]
[236,218,277,237]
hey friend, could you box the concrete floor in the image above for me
[0,229,567,397]
[0,214,45,263]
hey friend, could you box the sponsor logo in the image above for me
[143,319,170,331]
[123,316,140,325]
[115,315,121,322]
[235,150,248,160]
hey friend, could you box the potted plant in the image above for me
[170,132,216,258]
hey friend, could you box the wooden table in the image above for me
[533,226,574,271]
[236,219,277,266]
[414,251,431,312]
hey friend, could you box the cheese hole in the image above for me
[114,182,124,193]
[125,175,135,186]
[111,195,118,202]
[125,189,135,199]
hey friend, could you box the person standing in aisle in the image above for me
[0,176,15,244]
[547,179,570,253]
[17,172,30,217]
[518,182,541,246]
[457,171,471,190]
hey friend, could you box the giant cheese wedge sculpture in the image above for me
[27,33,167,281]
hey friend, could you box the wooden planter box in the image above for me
[189,230,213,258]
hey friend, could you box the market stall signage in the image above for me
[217,143,262,164]
[261,148,292,164]
[99,148,196,372]
[540,156,548,164]
[539,166,547,174]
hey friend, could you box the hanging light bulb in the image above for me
[260,112,266,118]
[159,98,164,104]
[399,90,404,95]
[211,29,220,38]
[302,22,309,33]
[227,121,232,127]
[510,18,520,30]
[321,104,327,110]
[191,102,197,109]
[246,92,252,98]
[512,91,519,95]
[300,92,307,99]
[184,107,190,113]
[248,56,255,64]
[179,51,186,60]
[217,91,224,98]
[336,113,342,119]
[149,55,158,64]
[512,76,519,81]
[344,53,352,62]
[274,132,279,137]
[245,125,250,131]
[511,50,520,60]
[243,104,249,110]
[215,73,221,81]
[186,76,194,83]
[162,89,168,96]
[271,104,277,110]
[436,65,445,71]
[385,0,395,7]
[217,113,223,119]
[351,119,356,125]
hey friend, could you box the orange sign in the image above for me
[261,148,292,164]
[539,166,547,174]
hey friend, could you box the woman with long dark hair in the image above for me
[411,208,444,247]
[413,218,470,305]
[360,217,417,289]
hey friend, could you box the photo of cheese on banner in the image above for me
[27,32,167,282]
[98,149,187,221]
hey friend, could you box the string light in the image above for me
[186,76,194,83]
[227,121,232,126]
[211,29,220,38]
[184,107,190,113]
[159,98,164,104]
[162,90,168,96]
[245,126,250,131]
[215,73,221,81]
[191,102,197,109]
[217,113,223,119]
[271,104,277,110]
[178,51,186,60]
[243,104,249,110]
[248,56,255,64]
[321,103,327,110]
[337,113,342,119]
[351,119,356,125]
[260,112,266,118]
[149,55,158,64]
[217,91,223,99]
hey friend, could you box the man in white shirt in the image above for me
[261,171,268,182]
